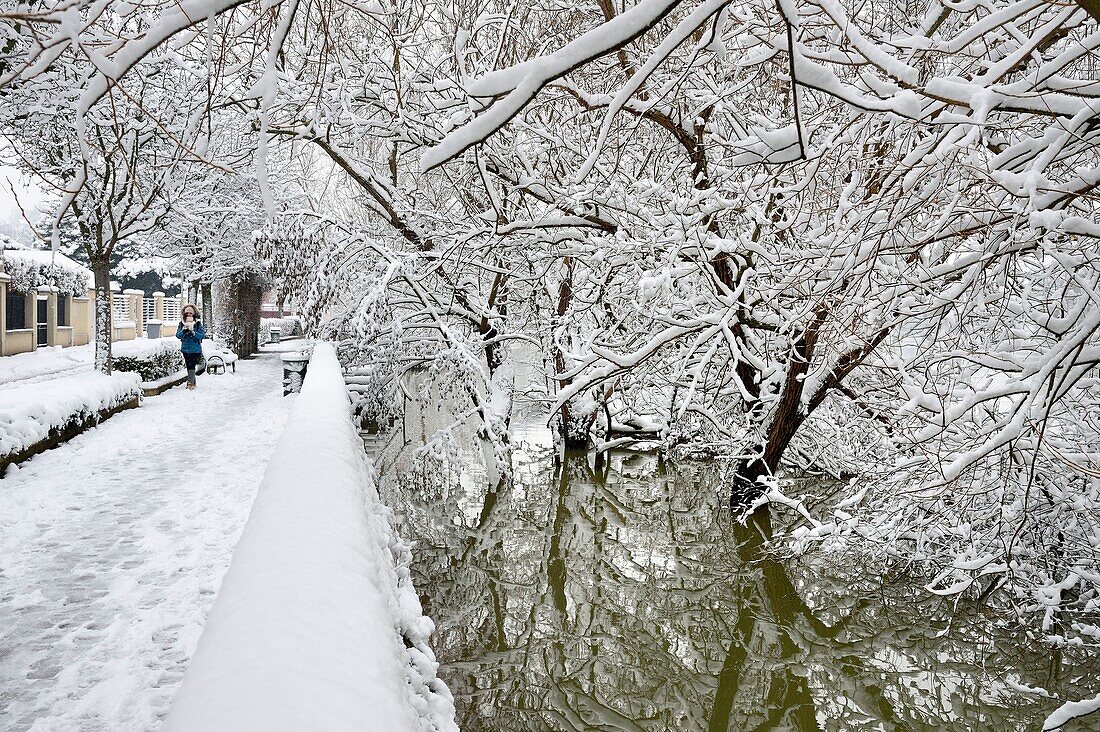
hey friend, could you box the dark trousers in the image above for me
[183,351,202,385]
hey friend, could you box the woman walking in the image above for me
[176,304,205,390]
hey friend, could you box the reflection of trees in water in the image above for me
[374,436,1096,731]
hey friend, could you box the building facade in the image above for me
[1,249,183,357]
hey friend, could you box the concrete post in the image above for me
[25,290,37,345]
[109,282,121,340]
[85,287,95,344]
[43,287,58,347]
[72,293,91,346]
[125,289,143,336]
[152,291,165,338]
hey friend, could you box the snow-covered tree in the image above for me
[415,0,1100,637]
[0,6,224,371]
[4,0,1098,653]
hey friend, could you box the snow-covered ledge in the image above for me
[164,342,456,732]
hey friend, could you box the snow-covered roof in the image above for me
[2,248,94,287]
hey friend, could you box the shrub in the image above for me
[113,342,184,382]
[1,253,87,297]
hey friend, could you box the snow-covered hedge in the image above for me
[0,372,142,463]
[112,338,185,382]
[0,251,87,297]
[261,316,302,338]
[164,342,456,732]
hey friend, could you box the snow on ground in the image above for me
[0,345,93,390]
[0,348,292,731]
[0,338,182,391]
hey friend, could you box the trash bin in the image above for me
[269,327,281,344]
[146,320,162,339]
[281,351,308,395]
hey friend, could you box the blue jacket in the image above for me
[176,320,205,353]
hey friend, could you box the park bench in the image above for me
[204,346,238,375]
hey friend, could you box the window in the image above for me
[6,293,26,331]
[57,294,69,327]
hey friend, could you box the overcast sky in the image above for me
[0,165,48,239]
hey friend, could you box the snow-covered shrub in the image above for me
[0,253,87,296]
[112,338,184,382]
[0,372,142,461]
[344,363,401,432]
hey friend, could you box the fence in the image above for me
[142,297,157,324]
[111,293,132,325]
[162,297,180,324]
[3,287,201,357]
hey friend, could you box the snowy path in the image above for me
[0,350,292,731]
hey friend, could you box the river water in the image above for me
[366,413,1098,731]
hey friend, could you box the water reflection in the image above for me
[369,422,1097,731]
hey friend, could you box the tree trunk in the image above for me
[215,274,264,358]
[91,255,113,374]
[552,256,593,448]
[1075,0,1100,23]
[239,278,262,357]
[730,408,804,512]
[201,282,213,338]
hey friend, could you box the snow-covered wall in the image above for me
[0,372,142,463]
[163,341,456,732]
